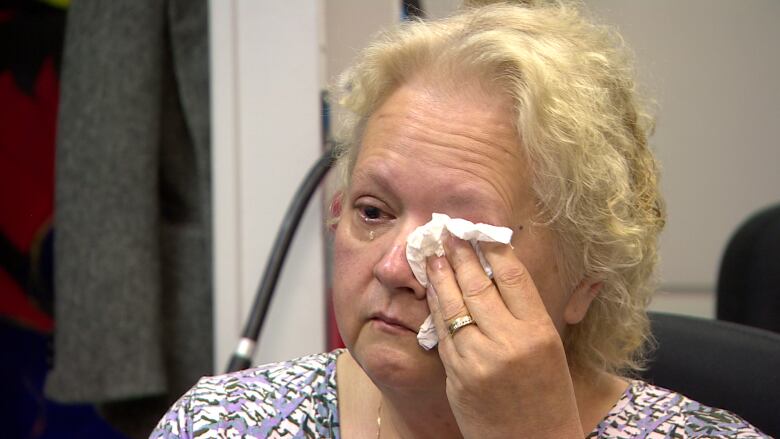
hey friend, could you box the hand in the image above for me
[425,233,584,439]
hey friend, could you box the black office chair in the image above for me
[717,203,780,334]
[642,312,780,437]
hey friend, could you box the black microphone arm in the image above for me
[225,149,334,373]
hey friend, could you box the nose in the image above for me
[373,235,426,300]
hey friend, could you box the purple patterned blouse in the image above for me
[150,350,768,438]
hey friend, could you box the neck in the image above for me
[570,367,629,435]
[338,351,461,439]
[377,380,462,439]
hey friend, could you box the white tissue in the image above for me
[406,213,513,349]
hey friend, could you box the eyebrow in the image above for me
[438,189,507,225]
[349,163,398,199]
[351,164,507,225]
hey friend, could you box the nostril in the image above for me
[400,287,416,295]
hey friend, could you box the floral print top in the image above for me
[150,350,768,438]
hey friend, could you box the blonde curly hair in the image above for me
[331,1,665,375]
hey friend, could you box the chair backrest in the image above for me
[717,203,780,333]
[641,312,780,437]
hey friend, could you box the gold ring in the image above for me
[448,315,476,336]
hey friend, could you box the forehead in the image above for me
[351,80,534,222]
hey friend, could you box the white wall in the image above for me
[210,0,326,371]
[587,0,780,292]
[587,0,780,317]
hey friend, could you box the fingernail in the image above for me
[445,231,464,249]
[430,255,445,271]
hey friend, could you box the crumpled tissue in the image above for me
[405,213,513,349]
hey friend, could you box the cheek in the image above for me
[332,210,381,288]
[513,232,569,326]
[331,222,373,343]
[332,222,362,293]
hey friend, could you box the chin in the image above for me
[350,329,445,392]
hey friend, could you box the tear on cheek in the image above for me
[339,221,374,246]
[359,228,379,243]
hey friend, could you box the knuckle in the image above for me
[470,362,491,385]
[461,277,494,298]
[447,374,466,396]
[440,300,468,322]
[495,265,529,288]
[537,326,564,350]
[525,324,564,358]
[454,361,488,391]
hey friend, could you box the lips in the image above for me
[370,312,417,332]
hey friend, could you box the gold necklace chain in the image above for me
[376,397,382,439]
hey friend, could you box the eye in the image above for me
[354,198,394,225]
[361,205,382,220]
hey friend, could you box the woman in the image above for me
[152,1,766,437]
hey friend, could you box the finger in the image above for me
[480,241,548,321]
[424,283,462,362]
[441,233,516,334]
[425,256,481,350]
[426,256,469,324]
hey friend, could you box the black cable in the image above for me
[226,149,334,373]
[402,0,425,19]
